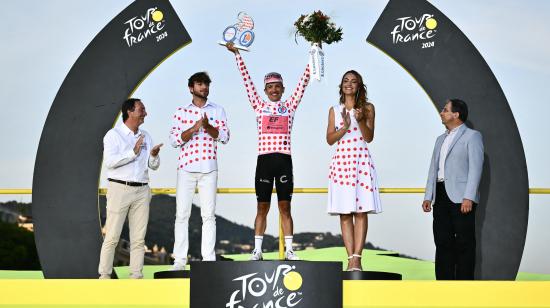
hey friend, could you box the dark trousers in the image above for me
[433,182,476,280]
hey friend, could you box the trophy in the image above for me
[218,12,255,51]
[294,11,343,81]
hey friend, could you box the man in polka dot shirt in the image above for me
[226,43,311,261]
[169,72,230,270]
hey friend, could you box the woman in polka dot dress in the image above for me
[326,70,382,271]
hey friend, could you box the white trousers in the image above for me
[98,182,151,278]
[173,170,218,261]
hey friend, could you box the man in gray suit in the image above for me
[422,98,484,280]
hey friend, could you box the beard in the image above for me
[192,89,209,100]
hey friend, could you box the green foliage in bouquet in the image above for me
[294,11,343,46]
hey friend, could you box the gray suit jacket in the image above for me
[424,124,484,204]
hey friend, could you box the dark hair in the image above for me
[188,71,211,87]
[121,98,141,122]
[339,70,368,109]
[448,98,468,122]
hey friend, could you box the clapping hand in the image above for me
[200,113,210,128]
[133,135,144,155]
[341,109,351,129]
[150,143,163,157]
[354,106,366,122]
[191,116,203,133]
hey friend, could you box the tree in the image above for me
[0,221,41,270]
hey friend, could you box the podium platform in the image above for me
[155,265,402,280]
[342,270,402,280]
[1,276,549,307]
[154,270,190,279]
[153,261,402,308]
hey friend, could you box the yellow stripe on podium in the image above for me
[1,280,550,307]
[343,281,550,307]
[0,279,188,306]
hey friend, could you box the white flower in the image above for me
[301,13,311,25]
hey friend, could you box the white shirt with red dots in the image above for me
[169,100,229,173]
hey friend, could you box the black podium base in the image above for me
[191,261,342,308]
[342,270,402,280]
[154,270,190,279]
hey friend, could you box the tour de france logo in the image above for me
[225,264,304,308]
[123,7,167,47]
[390,13,438,49]
[219,12,255,50]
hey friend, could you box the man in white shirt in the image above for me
[98,98,163,279]
[169,72,230,270]
[422,99,484,280]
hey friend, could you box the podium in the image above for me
[155,260,402,308]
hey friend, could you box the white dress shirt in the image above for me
[437,124,463,181]
[169,100,230,173]
[103,123,160,183]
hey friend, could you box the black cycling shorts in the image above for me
[255,153,293,202]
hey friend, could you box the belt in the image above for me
[108,178,148,187]
[437,178,445,183]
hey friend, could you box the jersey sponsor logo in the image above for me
[261,115,289,134]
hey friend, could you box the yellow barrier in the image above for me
[1,187,550,194]
[1,279,549,307]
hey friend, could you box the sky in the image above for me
[1,0,549,273]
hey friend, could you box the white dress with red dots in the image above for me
[234,53,310,156]
[327,104,382,215]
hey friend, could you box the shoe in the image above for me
[249,249,263,261]
[99,274,111,279]
[172,259,187,271]
[347,254,362,271]
[285,250,300,261]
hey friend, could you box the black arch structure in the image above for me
[32,0,191,278]
[367,0,528,279]
[32,0,528,280]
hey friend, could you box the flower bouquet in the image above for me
[294,11,343,48]
[294,11,343,80]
